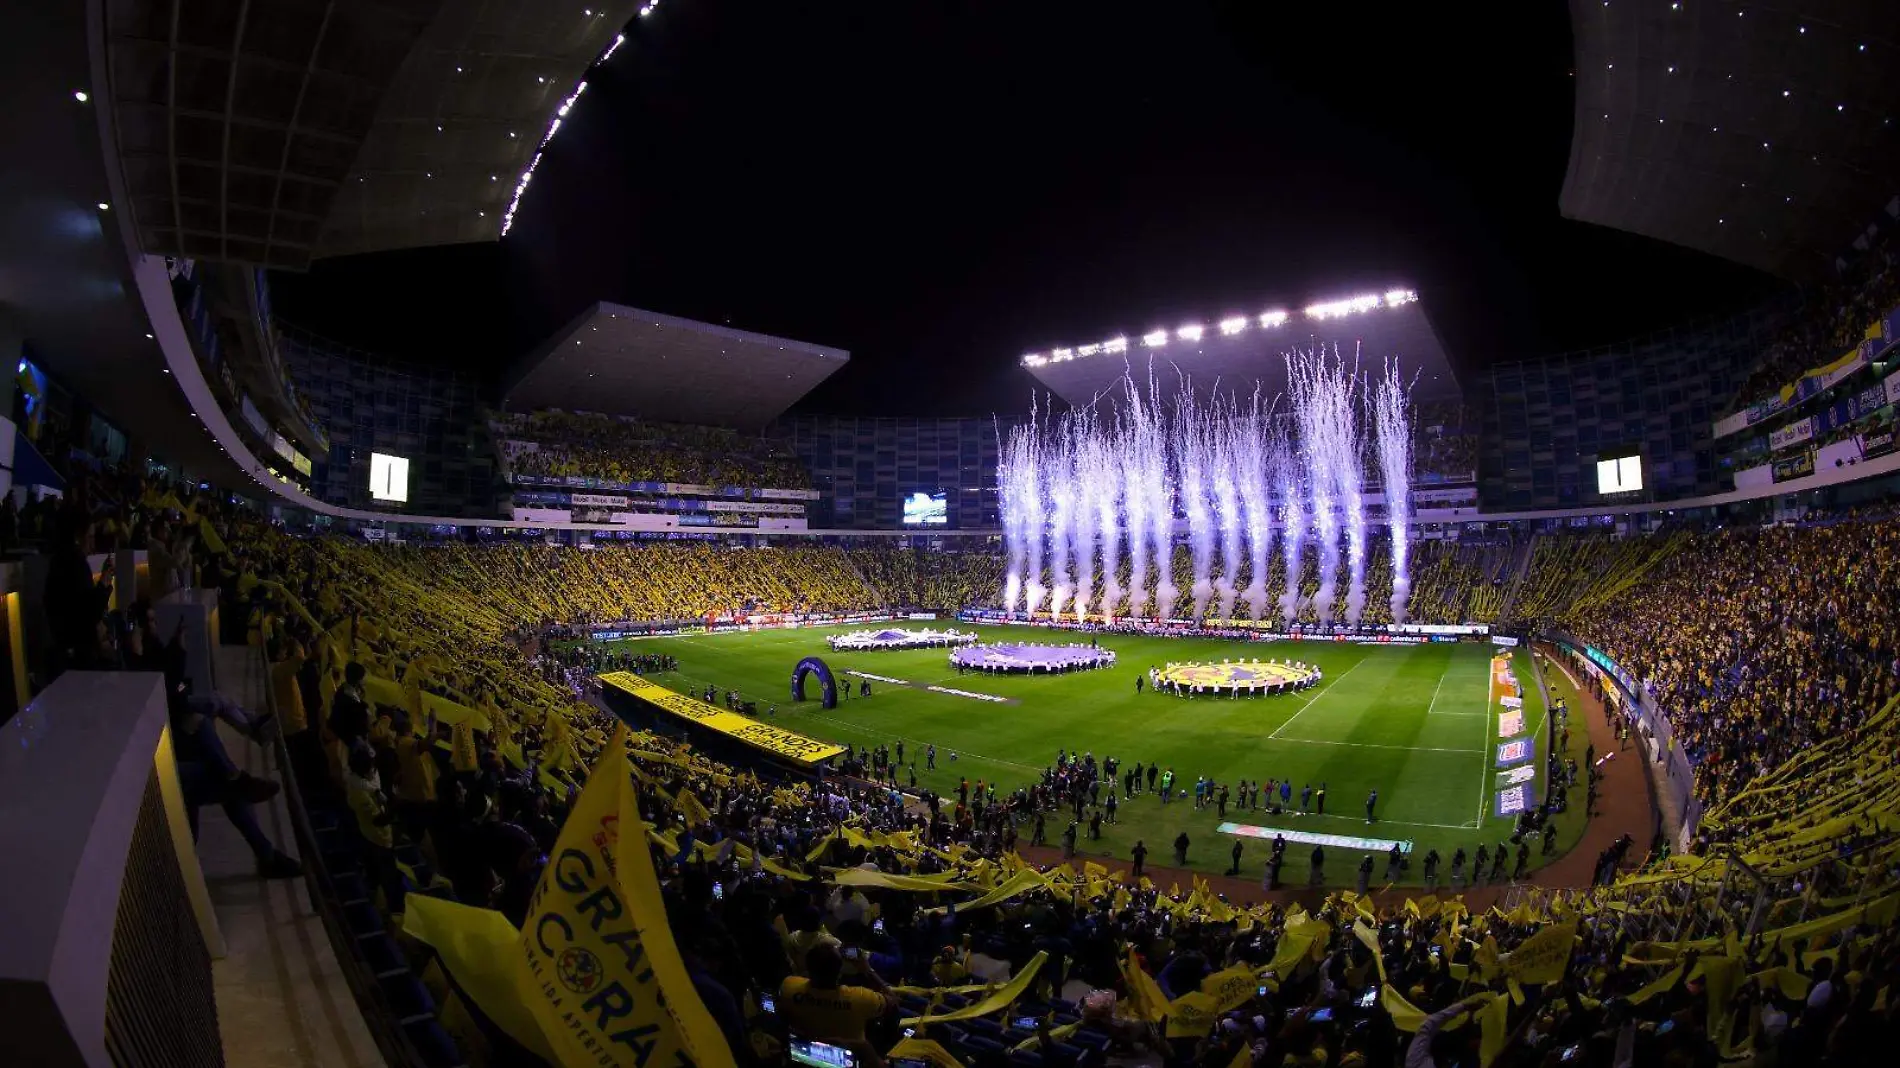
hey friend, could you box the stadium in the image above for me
[2,3,1898,1068]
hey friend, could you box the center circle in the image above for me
[1150,659,1322,695]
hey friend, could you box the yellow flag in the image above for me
[1478,991,1511,1067]
[1265,916,1329,978]
[900,952,1047,1025]
[1198,964,1261,1013]
[1165,990,1219,1038]
[450,721,479,773]
[1119,950,1170,1023]
[925,868,1046,914]
[1491,921,1577,986]
[677,788,712,827]
[403,896,558,1062]
[514,725,736,1068]
[887,1037,967,1068]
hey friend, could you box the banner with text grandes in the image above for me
[598,672,847,765]
[514,727,737,1068]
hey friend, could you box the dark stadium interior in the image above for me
[4,4,1900,1068]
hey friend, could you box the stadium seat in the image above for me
[360,933,409,979]
[960,1035,1009,1061]
[401,1018,467,1068]
[381,972,438,1023]
[963,1016,1005,1040]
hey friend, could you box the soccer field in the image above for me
[607,623,1584,886]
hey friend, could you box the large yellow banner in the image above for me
[514,726,736,1068]
[599,672,847,765]
[900,952,1048,1026]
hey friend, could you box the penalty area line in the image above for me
[1266,658,1368,740]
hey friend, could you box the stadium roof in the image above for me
[1560,0,1900,282]
[101,0,641,270]
[0,0,258,489]
[503,302,851,430]
[1020,290,1461,409]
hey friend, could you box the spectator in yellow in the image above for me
[779,943,896,1059]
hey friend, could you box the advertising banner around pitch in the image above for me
[514,727,736,1068]
[1495,765,1536,789]
[1494,784,1532,818]
[599,672,847,765]
[1495,738,1534,768]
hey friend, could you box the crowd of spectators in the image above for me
[29,467,1900,1068]
[1565,516,1900,809]
[1410,402,1478,484]
[848,547,1006,611]
[496,410,812,489]
[404,541,878,625]
[1728,226,1900,410]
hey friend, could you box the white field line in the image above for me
[1266,736,1483,755]
[788,711,1041,772]
[1477,657,1501,827]
[1266,658,1369,740]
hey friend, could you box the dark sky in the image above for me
[272,1,1782,418]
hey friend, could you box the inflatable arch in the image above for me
[791,656,839,709]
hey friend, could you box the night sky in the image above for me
[272,1,1783,419]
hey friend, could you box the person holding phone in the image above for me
[780,943,898,1066]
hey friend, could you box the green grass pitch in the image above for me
[609,623,1590,888]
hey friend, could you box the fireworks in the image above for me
[998,351,1412,627]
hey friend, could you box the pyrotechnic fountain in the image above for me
[1021,433,1047,616]
[1179,393,1217,621]
[1374,357,1414,622]
[1234,394,1276,621]
[1271,429,1304,624]
[997,349,1412,628]
[1211,406,1243,622]
[1290,352,1341,624]
[1046,438,1076,622]
[999,426,1031,616]
[1086,430,1122,620]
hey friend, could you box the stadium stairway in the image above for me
[838,549,887,610]
[1497,533,1538,623]
[196,642,389,1068]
